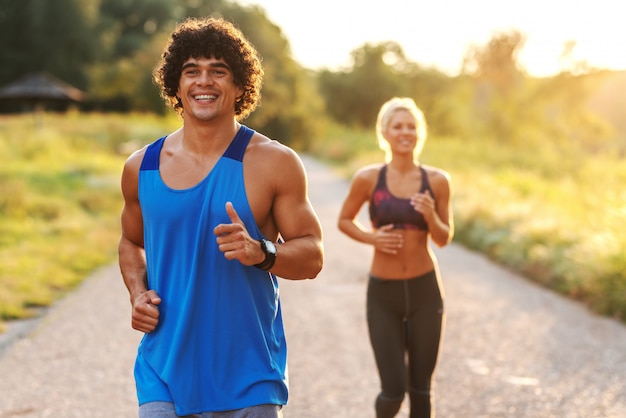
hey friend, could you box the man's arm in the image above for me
[264,146,323,280]
[214,142,323,280]
[119,151,161,333]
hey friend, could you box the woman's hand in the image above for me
[373,224,403,254]
[410,190,436,223]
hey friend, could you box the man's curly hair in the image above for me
[153,17,263,121]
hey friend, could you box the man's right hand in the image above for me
[131,290,161,333]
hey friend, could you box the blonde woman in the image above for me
[338,97,453,418]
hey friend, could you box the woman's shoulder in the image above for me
[422,164,451,181]
[422,164,452,193]
[354,162,385,179]
[348,163,385,193]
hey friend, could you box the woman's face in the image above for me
[383,109,418,156]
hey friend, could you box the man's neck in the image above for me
[180,118,240,156]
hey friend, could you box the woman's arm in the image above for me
[412,168,454,247]
[338,167,404,254]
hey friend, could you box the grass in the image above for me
[0,111,179,331]
[311,123,626,321]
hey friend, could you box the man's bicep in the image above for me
[120,155,145,248]
[272,154,321,243]
[121,202,145,248]
[278,199,321,243]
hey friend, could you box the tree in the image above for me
[88,30,171,113]
[85,0,329,148]
[0,0,98,89]
[318,42,408,128]
[534,70,613,151]
[460,30,613,151]
[97,0,175,59]
[462,30,528,142]
[404,64,469,137]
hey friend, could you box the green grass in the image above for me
[0,111,179,331]
[311,123,626,321]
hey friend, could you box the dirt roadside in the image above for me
[1,155,625,418]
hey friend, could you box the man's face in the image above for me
[177,56,243,122]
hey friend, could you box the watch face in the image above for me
[265,240,277,255]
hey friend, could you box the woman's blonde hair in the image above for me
[376,97,428,162]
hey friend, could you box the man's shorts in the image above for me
[138,402,283,418]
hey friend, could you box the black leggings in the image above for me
[367,271,444,418]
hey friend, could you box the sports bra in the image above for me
[369,165,434,231]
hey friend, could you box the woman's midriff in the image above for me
[370,228,435,280]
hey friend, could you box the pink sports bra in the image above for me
[369,165,434,231]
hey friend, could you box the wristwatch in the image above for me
[254,239,277,271]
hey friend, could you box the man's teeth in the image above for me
[195,94,216,100]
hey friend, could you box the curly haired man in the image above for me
[118,17,323,418]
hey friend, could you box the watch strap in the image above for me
[254,239,276,271]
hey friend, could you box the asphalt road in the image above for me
[1,155,625,418]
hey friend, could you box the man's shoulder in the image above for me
[123,145,148,170]
[122,134,169,173]
[247,132,301,163]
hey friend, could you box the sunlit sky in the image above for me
[237,0,626,76]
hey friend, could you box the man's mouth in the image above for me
[194,94,217,101]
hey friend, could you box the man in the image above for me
[118,17,324,418]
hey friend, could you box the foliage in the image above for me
[587,70,626,154]
[318,42,409,127]
[224,4,328,148]
[97,0,175,59]
[536,71,615,150]
[404,66,469,138]
[316,41,474,141]
[460,30,615,151]
[0,0,98,89]
[461,30,526,141]
[88,30,172,113]
[0,0,328,149]
[436,139,626,320]
[1,2,621,154]
[314,30,618,159]
[0,112,178,331]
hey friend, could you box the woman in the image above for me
[337,97,453,418]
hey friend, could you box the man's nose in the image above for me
[197,71,214,85]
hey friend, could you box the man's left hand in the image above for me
[213,201,263,265]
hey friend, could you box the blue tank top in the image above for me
[135,125,288,415]
[369,165,434,231]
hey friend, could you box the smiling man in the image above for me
[118,17,323,418]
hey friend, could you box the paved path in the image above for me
[1,156,625,418]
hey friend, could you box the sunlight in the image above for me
[238,0,626,76]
